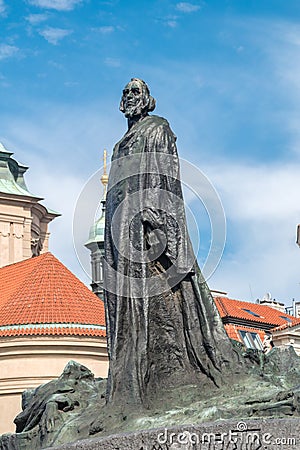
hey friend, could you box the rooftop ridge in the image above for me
[271,319,300,332]
[1,252,49,270]
[214,296,230,317]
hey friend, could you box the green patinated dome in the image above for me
[0,142,60,216]
[0,141,36,197]
[86,202,105,245]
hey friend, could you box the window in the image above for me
[239,330,252,348]
[250,332,263,350]
[241,308,261,318]
[279,316,292,323]
[239,330,263,350]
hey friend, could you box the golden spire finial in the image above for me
[101,149,109,194]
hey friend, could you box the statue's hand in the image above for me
[145,227,167,260]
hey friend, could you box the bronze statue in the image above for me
[104,78,236,406]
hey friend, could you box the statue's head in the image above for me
[120,78,156,119]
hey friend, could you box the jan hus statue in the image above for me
[104,78,236,406]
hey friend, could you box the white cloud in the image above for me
[218,19,300,161]
[161,15,178,28]
[193,161,300,303]
[64,81,79,87]
[26,13,49,25]
[0,44,18,60]
[207,163,300,222]
[260,23,300,159]
[48,60,64,70]
[235,45,244,53]
[0,72,10,87]
[176,2,201,13]
[28,0,82,11]
[39,27,72,45]
[0,0,6,16]
[96,26,114,34]
[104,57,121,67]
[166,20,177,28]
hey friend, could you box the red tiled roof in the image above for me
[271,321,300,332]
[223,324,240,341]
[271,323,289,332]
[224,324,266,344]
[0,253,106,338]
[215,296,300,328]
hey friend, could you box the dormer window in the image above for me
[242,308,261,318]
[279,316,292,323]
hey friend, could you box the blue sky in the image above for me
[1,0,300,304]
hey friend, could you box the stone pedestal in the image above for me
[45,418,300,449]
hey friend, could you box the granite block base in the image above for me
[46,418,300,449]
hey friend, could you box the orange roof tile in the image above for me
[224,324,266,344]
[271,323,289,332]
[215,296,299,328]
[0,253,106,338]
[223,324,240,341]
[271,321,300,332]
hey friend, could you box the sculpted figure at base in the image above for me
[104,78,237,406]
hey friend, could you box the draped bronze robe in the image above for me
[104,114,235,405]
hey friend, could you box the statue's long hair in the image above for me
[120,78,156,114]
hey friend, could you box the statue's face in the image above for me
[121,80,144,118]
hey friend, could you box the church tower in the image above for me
[0,142,59,267]
[85,150,108,298]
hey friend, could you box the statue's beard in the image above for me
[123,102,144,119]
